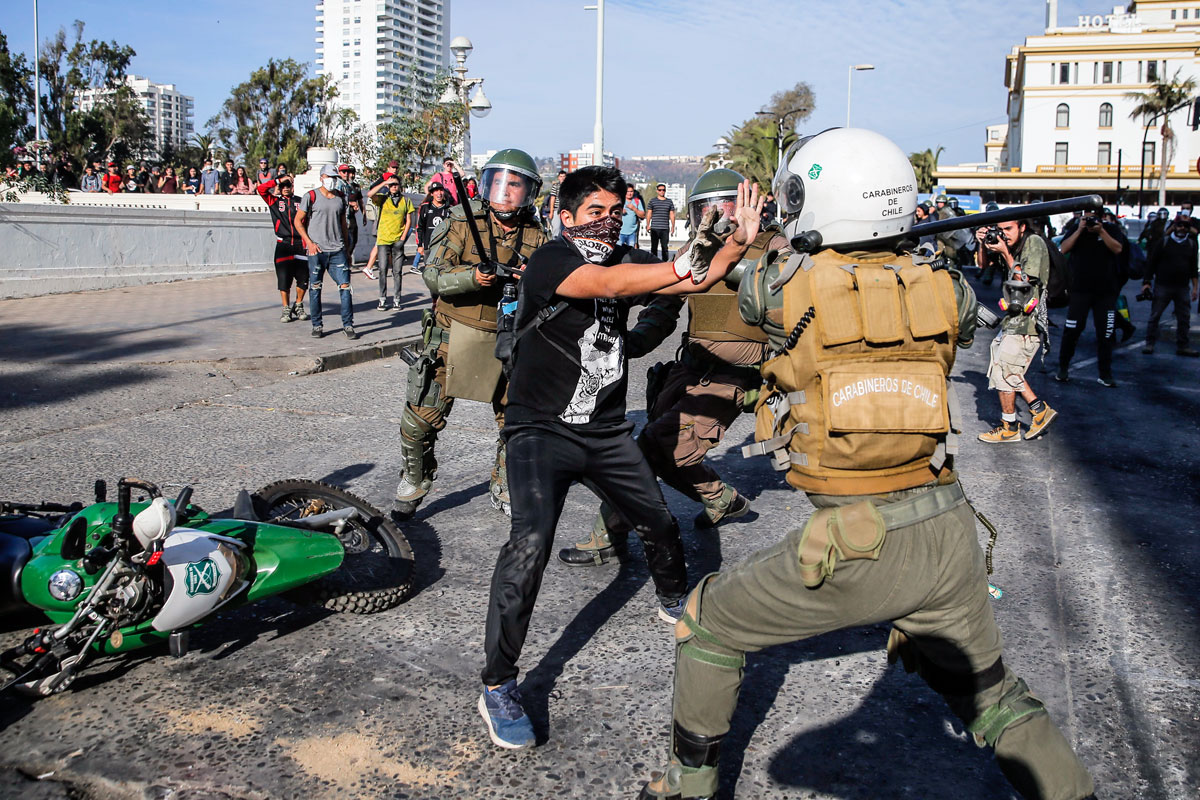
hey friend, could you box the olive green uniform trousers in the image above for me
[671,483,1094,800]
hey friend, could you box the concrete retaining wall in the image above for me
[0,203,278,298]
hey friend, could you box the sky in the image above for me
[0,0,1112,165]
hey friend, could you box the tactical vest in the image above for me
[749,248,959,495]
[686,228,782,346]
[438,208,545,331]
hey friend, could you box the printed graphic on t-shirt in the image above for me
[561,299,624,424]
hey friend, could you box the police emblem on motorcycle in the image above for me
[184,558,221,596]
[808,164,823,180]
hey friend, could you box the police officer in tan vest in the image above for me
[638,129,1096,800]
[560,169,788,566]
[392,149,547,521]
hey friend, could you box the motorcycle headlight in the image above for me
[48,568,83,601]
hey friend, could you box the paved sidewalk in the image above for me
[0,268,431,371]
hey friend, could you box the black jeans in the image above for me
[482,424,688,686]
[1146,283,1192,348]
[649,229,670,261]
[1059,289,1116,377]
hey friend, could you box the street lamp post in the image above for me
[584,1,605,166]
[711,137,731,169]
[846,64,874,128]
[442,36,491,170]
[33,0,41,162]
[755,105,809,174]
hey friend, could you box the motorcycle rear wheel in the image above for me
[253,480,413,614]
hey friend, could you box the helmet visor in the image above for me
[480,168,536,212]
[688,195,736,229]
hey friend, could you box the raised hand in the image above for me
[729,180,764,246]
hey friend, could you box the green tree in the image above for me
[375,73,467,188]
[0,31,35,167]
[908,146,944,193]
[705,82,814,187]
[209,58,341,167]
[36,21,151,167]
[1126,69,1198,206]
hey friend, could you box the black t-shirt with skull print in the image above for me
[506,237,657,432]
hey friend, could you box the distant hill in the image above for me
[619,158,705,193]
[533,155,706,194]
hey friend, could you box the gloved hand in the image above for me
[673,205,724,284]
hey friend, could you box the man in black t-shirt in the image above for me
[1057,213,1125,386]
[477,166,764,751]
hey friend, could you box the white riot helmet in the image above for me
[774,128,917,249]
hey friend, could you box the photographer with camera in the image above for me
[976,202,1004,285]
[391,149,548,523]
[1057,212,1124,386]
[976,218,1057,443]
[1141,214,1200,357]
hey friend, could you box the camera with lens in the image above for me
[983,226,1003,246]
[1082,215,1100,229]
[1136,286,1154,302]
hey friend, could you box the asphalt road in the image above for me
[0,279,1197,800]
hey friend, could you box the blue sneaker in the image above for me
[658,596,686,624]
[479,680,535,749]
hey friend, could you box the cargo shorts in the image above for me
[986,331,1039,391]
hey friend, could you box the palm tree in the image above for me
[908,146,944,193]
[725,118,798,188]
[189,132,215,162]
[1127,69,1198,206]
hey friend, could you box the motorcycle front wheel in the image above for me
[253,479,414,614]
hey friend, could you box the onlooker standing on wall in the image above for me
[181,166,201,195]
[1142,214,1200,357]
[80,165,102,192]
[158,166,178,194]
[199,159,220,195]
[123,165,141,193]
[645,183,676,261]
[294,164,355,339]
[368,173,414,310]
[102,162,123,194]
[134,163,152,193]
[219,159,236,194]
[257,158,272,184]
[232,166,253,194]
[619,183,644,246]
[146,166,162,193]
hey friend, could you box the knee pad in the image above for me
[675,576,744,673]
[968,677,1048,749]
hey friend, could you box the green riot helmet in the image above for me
[479,148,542,221]
[948,196,960,208]
[935,193,949,205]
[687,168,744,229]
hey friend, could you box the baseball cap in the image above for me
[429,181,445,192]
[338,163,350,171]
[388,160,399,169]
[319,164,339,177]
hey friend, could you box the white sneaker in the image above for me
[362,266,377,280]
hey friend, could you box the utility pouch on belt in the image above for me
[797,500,886,588]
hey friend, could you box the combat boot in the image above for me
[978,420,1021,444]
[391,425,435,522]
[638,725,721,799]
[558,514,624,566]
[391,474,426,522]
[1024,403,1058,440]
[694,485,750,529]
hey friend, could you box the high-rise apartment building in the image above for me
[76,75,194,157]
[315,0,452,126]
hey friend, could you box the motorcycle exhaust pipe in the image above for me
[285,506,359,530]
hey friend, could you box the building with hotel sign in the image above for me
[935,0,1200,215]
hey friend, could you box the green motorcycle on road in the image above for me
[0,476,413,696]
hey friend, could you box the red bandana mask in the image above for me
[564,214,622,263]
